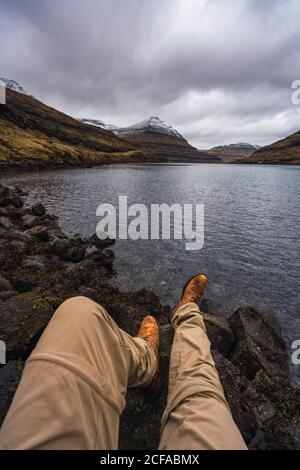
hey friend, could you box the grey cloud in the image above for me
[0,0,299,147]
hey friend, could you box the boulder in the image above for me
[0,216,14,230]
[48,228,67,239]
[212,351,258,444]
[200,298,227,319]
[22,214,41,230]
[203,313,234,357]
[0,274,12,292]
[50,238,85,263]
[0,360,24,425]
[25,225,50,242]
[89,233,115,249]
[0,293,54,359]
[31,203,46,217]
[0,185,23,208]
[22,255,47,271]
[0,207,8,217]
[0,291,19,301]
[229,307,288,379]
[0,229,30,242]
[119,324,172,450]
[0,184,9,204]
[248,371,300,450]
[4,205,23,220]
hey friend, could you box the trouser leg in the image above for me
[159,302,247,450]
[0,296,156,450]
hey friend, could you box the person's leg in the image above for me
[159,278,247,450]
[0,296,157,449]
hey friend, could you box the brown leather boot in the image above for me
[179,273,208,306]
[138,315,161,399]
[171,273,208,320]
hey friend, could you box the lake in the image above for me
[2,163,300,381]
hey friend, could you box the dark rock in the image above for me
[89,233,115,249]
[22,214,41,230]
[0,240,26,271]
[14,187,28,197]
[0,207,8,217]
[0,274,12,291]
[229,307,288,379]
[67,245,86,263]
[31,203,46,217]
[200,298,227,319]
[0,185,23,209]
[0,293,54,359]
[212,351,257,444]
[7,208,23,220]
[119,324,172,450]
[22,256,47,271]
[78,286,96,299]
[98,248,115,269]
[48,228,67,239]
[0,216,14,230]
[248,371,300,450]
[0,360,24,425]
[0,229,30,242]
[0,184,9,204]
[25,226,50,242]
[0,291,19,301]
[50,238,85,263]
[109,303,139,336]
[203,313,234,357]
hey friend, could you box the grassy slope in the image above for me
[0,89,149,169]
[119,131,221,163]
[237,130,300,164]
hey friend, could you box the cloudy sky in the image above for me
[1,0,300,148]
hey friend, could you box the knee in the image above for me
[60,295,95,310]
[59,296,110,321]
[55,296,101,321]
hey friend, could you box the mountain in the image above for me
[206,142,261,162]
[0,88,150,170]
[109,116,221,162]
[80,118,118,132]
[237,131,300,164]
[114,116,183,139]
[0,77,30,96]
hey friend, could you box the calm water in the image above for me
[2,164,300,381]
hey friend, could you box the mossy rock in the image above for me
[0,293,54,360]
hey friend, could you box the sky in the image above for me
[0,0,300,148]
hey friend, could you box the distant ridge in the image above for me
[206,142,261,162]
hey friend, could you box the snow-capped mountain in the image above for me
[206,142,261,162]
[0,78,30,96]
[80,118,118,132]
[80,116,184,139]
[81,115,220,162]
[114,116,184,139]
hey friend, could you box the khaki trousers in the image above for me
[0,296,246,450]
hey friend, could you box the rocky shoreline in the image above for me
[0,184,299,449]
